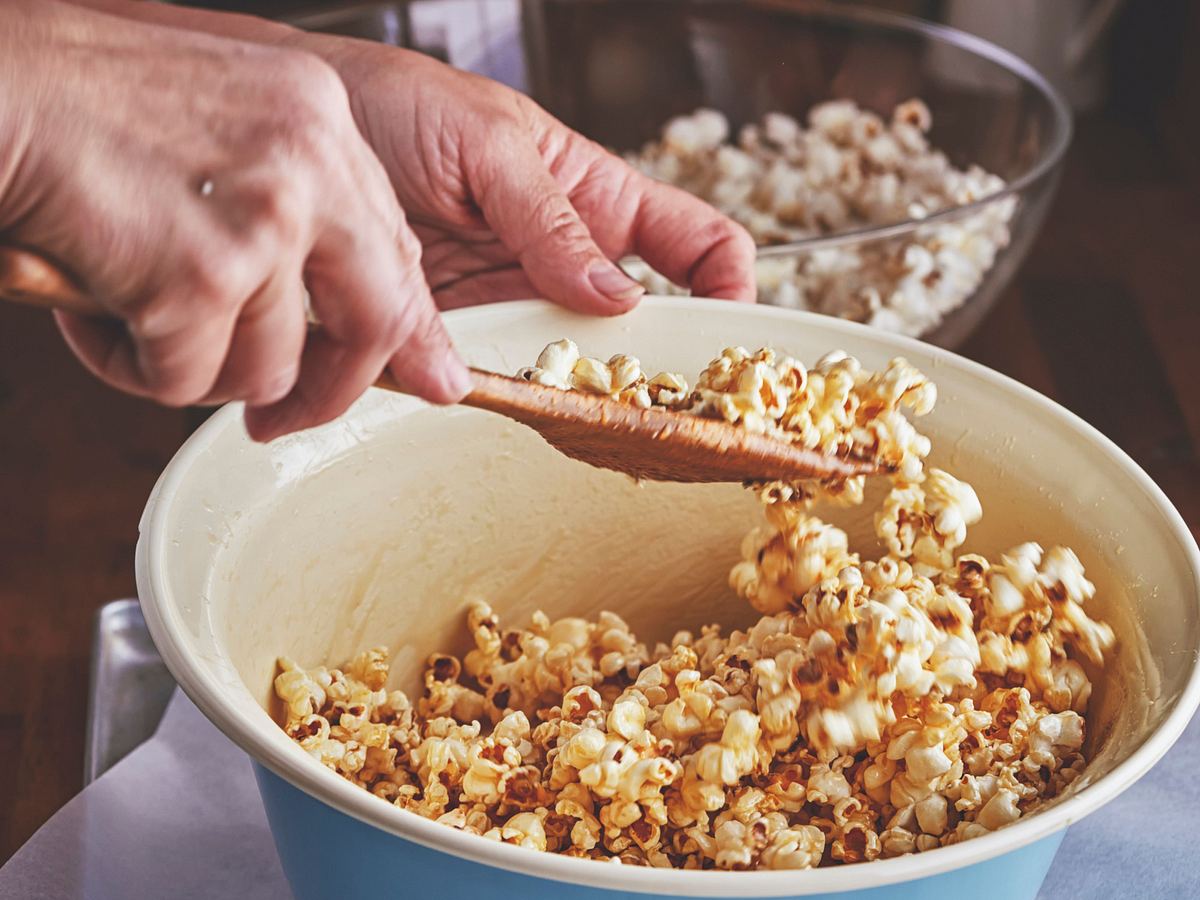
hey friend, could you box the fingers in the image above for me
[54,290,241,407]
[15,21,480,437]
[53,310,146,396]
[626,175,758,303]
[432,266,536,311]
[198,266,308,407]
[382,264,472,400]
[236,82,470,442]
[54,178,293,409]
[243,218,469,443]
[471,136,645,315]
[411,225,538,310]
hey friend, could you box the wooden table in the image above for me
[1,112,1198,874]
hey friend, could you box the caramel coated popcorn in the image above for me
[622,101,1016,337]
[276,344,1113,871]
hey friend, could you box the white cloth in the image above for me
[0,693,288,900]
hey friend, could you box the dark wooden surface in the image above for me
[1,13,1198,871]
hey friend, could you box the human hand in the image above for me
[299,41,758,312]
[0,1,470,441]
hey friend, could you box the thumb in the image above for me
[471,139,644,314]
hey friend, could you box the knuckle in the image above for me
[287,114,337,169]
[485,113,525,142]
[324,288,398,350]
[392,219,422,261]
[398,303,445,353]
[696,216,756,258]
[370,293,441,359]
[124,298,181,342]
[728,220,757,256]
[372,304,417,353]
[529,204,590,255]
[472,119,525,173]
[180,251,246,311]
[488,85,542,133]
[271,54,350,160]
[279,51,346,110]
[245,182,305,248]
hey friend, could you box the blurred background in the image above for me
[0,0,1196,863]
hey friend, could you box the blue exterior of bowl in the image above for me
[255,765,1064,900]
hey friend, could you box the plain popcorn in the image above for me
[622,100,1016,338]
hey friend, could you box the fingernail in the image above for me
[588,263,646,303]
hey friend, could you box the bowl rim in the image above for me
[665,0,1076,257]
[136,298,1199,897]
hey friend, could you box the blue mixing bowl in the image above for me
[137,299,1200,900]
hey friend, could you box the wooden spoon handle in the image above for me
[0,246,101,315]
[4,245,869,481]
[0,245,520,409]
[375,366,541,414]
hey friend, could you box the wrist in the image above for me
[276,29,389,80]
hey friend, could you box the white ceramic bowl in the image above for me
[136,298,1200,899]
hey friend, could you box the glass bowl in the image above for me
[519,0,1072,348]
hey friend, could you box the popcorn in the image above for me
[518,346,690,411]
[760,825,826,869]
[485,811,549,851]
[689,710,762,786]
[975,788,1022,831]
[571,356,615,394]
[275,342,1115,871]
[274,657,331,721]
[876,469,982,575]
[624,100,1016,337]
[537,338,580,382]
[520,341,935,507]
[730,514,858,615]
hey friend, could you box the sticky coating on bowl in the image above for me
[136,298,1200,899]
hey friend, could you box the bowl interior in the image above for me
[142,299,1198,880]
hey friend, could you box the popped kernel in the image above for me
[276,342,1114,871]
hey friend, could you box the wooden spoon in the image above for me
[0,245,878,483]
